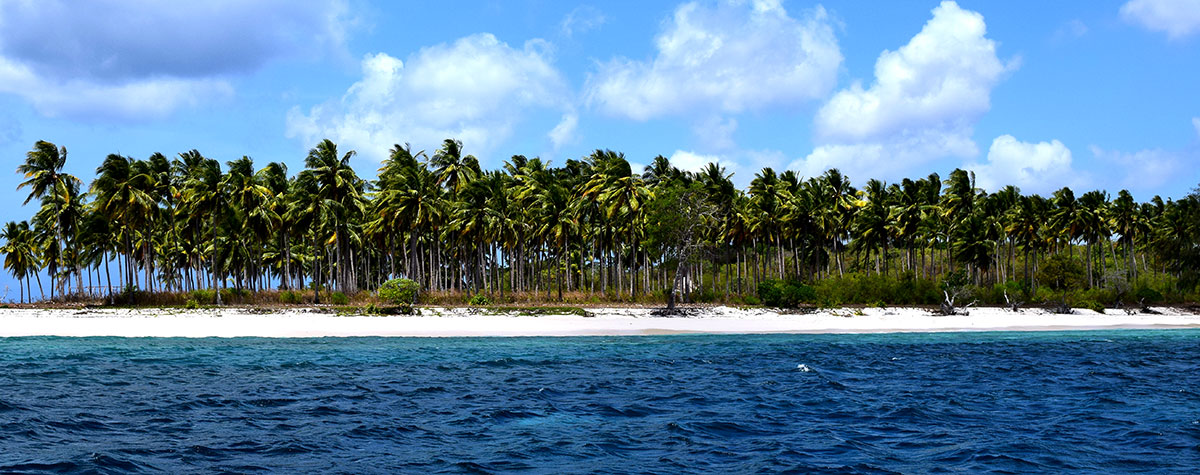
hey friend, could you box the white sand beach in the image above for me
[0,306,1197,337]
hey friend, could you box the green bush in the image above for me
[1038,254,1085,292]
[331,291,349,305]
[468,293,492,306]
[1134,286,1164,304]
[757,281,782,306]
[185,298,199,309]
[377,278,419,306]
[191,289,215,303]
[757,279,816,308]
[280,290,301,304]
[1078,300,1106,313]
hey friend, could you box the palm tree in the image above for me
[303,139,364,294]
[17,140,82,298]
[180,156,226,303]
[92,154,157,293]
[2,221,39,303]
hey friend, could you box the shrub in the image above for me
[280,290,301,304]
[185,298,199,309]
[758,279,816,308]
[468,293,492,306]
[1038,254,1085,292]
[757,281,782,307]
[331,291,349,305]
[1134,286,1164,304]
[191,289,215,303]
[378,278,419,306]
[1078,300,1106,313]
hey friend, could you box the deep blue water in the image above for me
[2,332,1200,474]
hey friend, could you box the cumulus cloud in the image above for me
[286,34,570,163]
[0,0,349,119]
[668,149,737,174]
[790,1,1013,181]
[585,0,840,121]
[561,5,606,37]
[967,135,1079,195]
[1121,0,1200,39]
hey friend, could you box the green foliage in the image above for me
[1078,300,1106,313]
[330,291,349,305]
[1038,254,1085,291]
[279,290,301,304]
[190,289,215,303]
[377,278,418,306]
[1135,285,1164,304]
[184,298,199,309]
[757,279,816,308]
[468,293,493,306]
[811,272,940,306]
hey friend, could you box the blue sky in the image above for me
[1,0,1198,214]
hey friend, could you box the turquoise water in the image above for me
[2,331,1199,473]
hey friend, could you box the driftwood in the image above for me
[1003,290,1023,312]
[939,289,976,316]
[1139,298,1160,314]
[1049,299,1073,314]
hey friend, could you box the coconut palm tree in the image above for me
[17,140,83,298]
[2,221,39,303]
[303,139,364,294]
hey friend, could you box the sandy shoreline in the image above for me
[0,306,1198,338]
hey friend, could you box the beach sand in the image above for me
[0,306,1197,337]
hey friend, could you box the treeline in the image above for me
[2,138,1199,306]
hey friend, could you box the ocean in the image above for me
[2,331,1199,473]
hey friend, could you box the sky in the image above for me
[1,0,1199,217]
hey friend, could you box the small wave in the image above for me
[0,399,24,412]
[245,397,298,408]
[796,363,813,372]
[89,452,149,472]
[0,461,82,473]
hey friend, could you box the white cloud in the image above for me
[1052,19,1089,42]
[561,5,606,37]
[0,56,233,120]
[694,116,738,151]
[968,135,1079,194]
[1090,145,1184,192]
[548,112,579,149]
[585,0,840,120]
[669,150,724,173]
[791,1,1013,181]
[1193,116,1200,137]
[287,34,570,164]
[0,0,348,120]
[1121,0,1200,39]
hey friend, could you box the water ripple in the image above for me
[1,331,1199,472]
